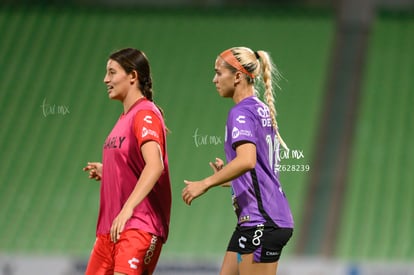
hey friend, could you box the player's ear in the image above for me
[130,70,139,84]
[234,71,243,84]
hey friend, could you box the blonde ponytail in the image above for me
[256,50,288,151]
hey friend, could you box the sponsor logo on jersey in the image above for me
[128,257,140,269]
[104,136,126,149]
[257,106,270,118]
[232,127,252,139]
[236,115,246,124]
[232,127,240,139]
[142,127,159,138]
[144,115,152,124]
[257,106,272,127]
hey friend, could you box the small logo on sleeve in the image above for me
[142,127,159,138]
[236,115,246,124]
[144,115,152,124]
[232,127,252,139]
[232,127,240,139]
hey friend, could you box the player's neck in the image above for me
[233,86,254,104]
[122,90,145,114]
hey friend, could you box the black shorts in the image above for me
[227,223,293,263]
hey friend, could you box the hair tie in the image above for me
[254,51,260,59]
[219,49,255,79]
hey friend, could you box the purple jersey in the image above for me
[225,96,294,228]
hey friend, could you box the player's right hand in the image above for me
[83,162,103,181]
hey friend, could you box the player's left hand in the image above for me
[110,207,133,242]
[182,180,208,205]
[209,157,224,173]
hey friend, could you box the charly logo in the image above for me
[238,236,247,249]
[144,235,158,264]
[40,98,70,117]
[144,115,152,124]
[128,258,140,269]
[236,115,246,124]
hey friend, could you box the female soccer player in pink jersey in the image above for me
[83,48,171,275]
[182,47,293,275]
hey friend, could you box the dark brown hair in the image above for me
[109,48,154,101]
[109,48,168,125]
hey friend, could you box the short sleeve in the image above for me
[133,110,164,153]
[227,107,257,149]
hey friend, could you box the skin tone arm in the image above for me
[110,140,164,242]
[182,142,256,205]
[209,158,231,187]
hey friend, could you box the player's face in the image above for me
[103,59,131,101]
[213,57,236,98]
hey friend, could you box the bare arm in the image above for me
[208,158,230,187]
[182,142,256,205]
[110,141,164,242]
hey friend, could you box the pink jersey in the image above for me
[97,98,171,242]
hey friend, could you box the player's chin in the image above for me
[216,89,226,98]
[108,92,120,100]
[221,92,232,98]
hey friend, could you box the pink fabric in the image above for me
[97,99,171,243]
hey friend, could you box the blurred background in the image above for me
[0,0,413,274]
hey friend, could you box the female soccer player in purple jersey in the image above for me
[182,47,294,275]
